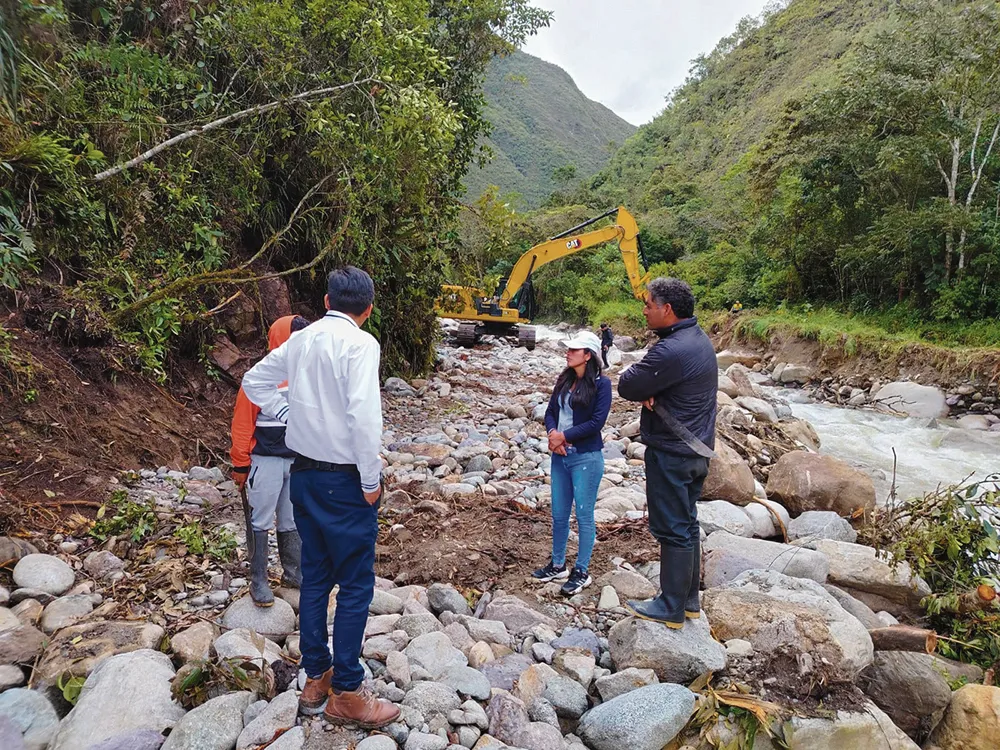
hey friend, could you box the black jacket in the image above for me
[600,327,614,348]
[617,317,718,457]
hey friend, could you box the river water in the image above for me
[776,390,1000,502]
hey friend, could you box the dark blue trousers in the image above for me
[644,448,710,548]
[291,467,378,691]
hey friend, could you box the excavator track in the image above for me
[517,325,536,351]
[456,322,479,348]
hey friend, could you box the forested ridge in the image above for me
[517,0,1000,341]
[0,0,549,380]
[462,51,636,209]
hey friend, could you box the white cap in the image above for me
[561,330,603,362]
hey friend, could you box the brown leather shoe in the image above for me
[323,684,400,728]
[298,668,332,715]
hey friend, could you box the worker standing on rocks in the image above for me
[241,266,400,727]
[617,277,718,628]
[533,330,612,596]
[599,322,613,368]
[230,314,310,607]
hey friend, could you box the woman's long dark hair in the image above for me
[554,354,602,409]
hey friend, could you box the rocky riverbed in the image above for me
[1,324,998,750]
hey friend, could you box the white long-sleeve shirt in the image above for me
[241,311,383,492]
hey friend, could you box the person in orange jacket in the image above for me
[231,314,310,606]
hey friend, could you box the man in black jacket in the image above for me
[618,278,718,627]
[599,323,613,369]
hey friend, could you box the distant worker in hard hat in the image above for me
[730,300,743,314]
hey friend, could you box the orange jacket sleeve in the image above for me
[230,386,260,472]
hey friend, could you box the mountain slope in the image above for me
[464,51,636,208]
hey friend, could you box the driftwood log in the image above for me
[869,625,938,654]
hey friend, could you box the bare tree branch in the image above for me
[92,78,377,182]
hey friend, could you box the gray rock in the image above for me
[482,596,556,636]
[858,651,953,741]
[371,589,406,615]
[403,632,468,678]
[527,698,559,727]
[87,729,167,750]
[735,397,778,423]
[0,625,46,666]
[170,621,217,664]
[161,691,253,750]
[404,731,448,750]
[0,664,25,690]
[787,511,858,544]
[464,455,494,474]
[543,675,589,719]
[872,382,948,418]
[49,650,185,750]
[821,585,882,631]
[703,531,830,587]
[697,501,754,537]
[221,596,296,641]
[577,683,696,750]
[479,653,534,691]
[550,627,600,658]
[262,726,304,750]
[12,555,75,597]
[457,725,481,747]
[0,607,21,631]
[83,551,125,581]
[243,700,268,727]
[402,681,461,717]
[779,702,920,749]
[0,688,59,750]
[593,667,659,702]
[608,615,726,683]
[387,649,412,688]
[0,715,25,750]
[188,467,225,483]
[236,690,298,750]
[357,736,399,750]
[40,594,95,633]
[457,617,511,647]
[438,665,492,700]
[742,503,777,538]
[531,643,554,664]
[427,584,472,617]
[213,628,283,664]
[486,691,531,747]
[810,539,931,613]
[514,721,566,750]
[703,570,873,685]
[0,538,38,568]
[397,613,443,639]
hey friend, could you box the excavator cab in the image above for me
[435,206,649,350]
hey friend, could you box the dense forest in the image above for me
[0,0,549,379]
[462,51,635,208]
[505,0,1000,338]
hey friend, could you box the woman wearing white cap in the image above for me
[532,330,612,595]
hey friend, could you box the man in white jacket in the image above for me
[241,266,399,728]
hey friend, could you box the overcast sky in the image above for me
[522,0,775,126]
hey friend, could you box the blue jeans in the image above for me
[291,467,379,691]
[550,450,604,572]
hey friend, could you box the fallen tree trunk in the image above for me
[869,626,938,654]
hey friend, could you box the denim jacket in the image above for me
[544,375,612,453]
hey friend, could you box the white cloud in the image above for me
[522,0,775,125]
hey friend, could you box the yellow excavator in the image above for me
[436,206,650,349]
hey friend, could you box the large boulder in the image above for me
[48,650,185,750]
[0,688,59,750]
[608,616,727,683]
[765,702,920,749]
[403,632,468,678]
[873,381,949,419]
[778,418,821,451]
[236,690,298,750]
[787,511,858,543]
[577,683,695,750]
[482,595,556,636]
[701,440,755,506]
[736,397,778,424]
[858,651,953,741]
[766,452,876,516]
[778,364,813,384]
[160,691,253,750]
[35,620,166,687]
[702,570,873,686]
[703,532,829,587]
[716,350,760,370]
[809,539,931,613]
[926,684,1000,750]
[221,596,296,642]
[212,627,283,664]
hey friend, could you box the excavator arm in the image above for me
[499,206,650,309]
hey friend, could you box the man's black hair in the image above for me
[647,277,696,319]
[327,266,375,316]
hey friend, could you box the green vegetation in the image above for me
[463,51,635,208]
[0,0,550,379]
[535,0,1000,335]
[863,477,1000,669]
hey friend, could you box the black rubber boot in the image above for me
[250,530,274,607]
[685,538,701,619]
[626,545,693,629]
[277,530,302,589]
